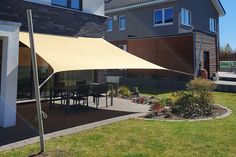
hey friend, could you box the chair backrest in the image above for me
[77,85,90,96]
[94,84,108,94]
[76,80,87,86]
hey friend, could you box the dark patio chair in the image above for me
[52,82,67,106]
[71,85,90,108]
[91,84,108,108]
[76,80,87,86]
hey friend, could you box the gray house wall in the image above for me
[177,0,219,34]
[105,0,220,41]
[0,0,107,37]
[106,1,177,41]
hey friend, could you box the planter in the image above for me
[152,102,162,113]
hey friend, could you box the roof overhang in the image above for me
[211,0,226,17]
[105,0,176,14]
[106,0,226,17]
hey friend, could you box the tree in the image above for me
[221,44,233,54]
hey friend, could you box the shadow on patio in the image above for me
[0,98,148,146]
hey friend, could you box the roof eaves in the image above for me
[211,0,226,17]
[105,0,175,14]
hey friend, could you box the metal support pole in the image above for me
[27,9,45,152]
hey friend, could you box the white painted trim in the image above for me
[0,21,21,128]
[106,0,176,14]
[105,0,225,17]
[0,20,21,27]
[23,0,106,17]
[153,22,173,27]
[119,44,128,52]
[181,23,192,27]
[211,0,226,17]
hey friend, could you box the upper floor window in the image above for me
[209,18,217,32]
[119,15,126,31]
[107,18,113,32]
[181,8,191,26]
[153,8,173,26]
[52,0,82,10]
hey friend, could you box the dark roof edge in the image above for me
[105,0,175,14]
[218,0,226,15]
[123,30,216,40]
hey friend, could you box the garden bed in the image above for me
[141,104,232,121]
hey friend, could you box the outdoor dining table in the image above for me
[49,83,114,114]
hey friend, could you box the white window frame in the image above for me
[119,44,127,52]
[209,18,217,32]
[181,8,191,26]
[107,17,113,32]
[153,7,173,26]
[119,15,126,31]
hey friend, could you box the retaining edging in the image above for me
[136,104,232,122]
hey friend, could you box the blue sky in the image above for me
[220,0,236,50]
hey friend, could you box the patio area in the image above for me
[0,97,149,146]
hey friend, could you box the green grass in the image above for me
[1,92,236,157]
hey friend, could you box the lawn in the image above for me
[1,92,236,157]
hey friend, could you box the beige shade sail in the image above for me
[19,32,167,73]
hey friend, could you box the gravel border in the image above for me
[136,104,232,122]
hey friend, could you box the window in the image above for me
[153,8,173,26]
[119,16,126,30]
[165,8,173,23]
[52,0,67,7]
[119,45,127,51]
[107,18,113,32]
[71,0,81,10]
[181,8,191,26]
[52,0,82,10]
[209,18,217,32]
[154,10,163,25]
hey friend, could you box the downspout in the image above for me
[216,17,220,72]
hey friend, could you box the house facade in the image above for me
[105,0,225,78]
[0,0,106,127]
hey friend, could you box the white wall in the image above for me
[24,0,105,16]
[0,21,21,128]
[83,0,104,16]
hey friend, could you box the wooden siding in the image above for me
[195,32,217,77]
[126,35,194,77]
[19,47,50,67]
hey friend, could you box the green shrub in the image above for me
[118,86,131,98]
[186,78,216,94]
[172,91,214,118]
[159,97,172,107]
[171,79,215,118]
